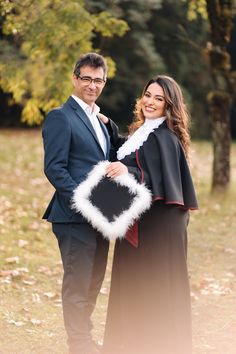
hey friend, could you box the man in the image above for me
[42,53,111,354]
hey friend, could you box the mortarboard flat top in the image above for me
[72,161,152,241]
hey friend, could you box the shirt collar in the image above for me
[117,117,166,161]
[71,95,100,116]
[144,116,166,127]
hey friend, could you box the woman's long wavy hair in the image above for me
[128,75,191,158]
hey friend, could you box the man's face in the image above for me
[72,65,106,107]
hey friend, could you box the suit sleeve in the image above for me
[42,110,77,201]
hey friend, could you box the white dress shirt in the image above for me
[71,95,107,155]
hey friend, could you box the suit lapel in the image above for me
[66,96,109,157]
[99,119,110,159]
[66,96,100,145]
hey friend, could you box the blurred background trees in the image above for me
[0,0,236,189]
[0,0,128,124]
[205,0,235,190]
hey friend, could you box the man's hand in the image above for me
[98,113,109,124]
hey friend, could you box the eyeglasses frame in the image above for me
[77,75,106,86]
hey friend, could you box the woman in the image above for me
[101,75,198,354]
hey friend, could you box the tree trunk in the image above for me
[206,0,234,191]
[208,92,231,189]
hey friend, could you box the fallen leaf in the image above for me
[30,319,43,326]
[16,267,29,274]
[18,239,29,248]
[43,292,58,299]
[25,329,37,334]
[0,277,11,284]
[28,221,40,230]
[190,291,199,301]
[5,256,19,264]
[22,279,36,285]
[37,265,59,276]
[32,293,41,303]
[224,248,235,254]
[7,319,25,327]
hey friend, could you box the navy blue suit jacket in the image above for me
[42,96,111,223]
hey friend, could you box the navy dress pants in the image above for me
[52,223,109,354]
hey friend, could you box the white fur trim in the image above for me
[117,117,165,160]
[71,161,152,241]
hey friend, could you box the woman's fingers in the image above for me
[106,162,128,178]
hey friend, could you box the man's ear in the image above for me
[72,74,77,87]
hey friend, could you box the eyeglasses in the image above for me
[77,75,106,86]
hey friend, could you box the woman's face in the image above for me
[141,82,166,119]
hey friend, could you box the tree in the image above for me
[86,0,166,129]
[187,0,236,191]
[0,0,128,124]
[89,0,213,138]
[206,0,235,191]
[148,0,212,139]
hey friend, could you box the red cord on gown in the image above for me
[125,221,139,248]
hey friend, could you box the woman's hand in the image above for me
[106,162,128,178]
[98,113,109,124]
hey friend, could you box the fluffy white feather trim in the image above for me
[71,161,152,241]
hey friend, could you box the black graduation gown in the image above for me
[102,122,198,354]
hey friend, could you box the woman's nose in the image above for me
[146,96,155,105]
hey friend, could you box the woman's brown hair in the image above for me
[128,75,191,158]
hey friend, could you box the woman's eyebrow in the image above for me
[145,90,164,98]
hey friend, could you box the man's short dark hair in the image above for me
[73,52,108,78]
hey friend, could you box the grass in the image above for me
[189,142,236,354]
[0,129,236,354]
